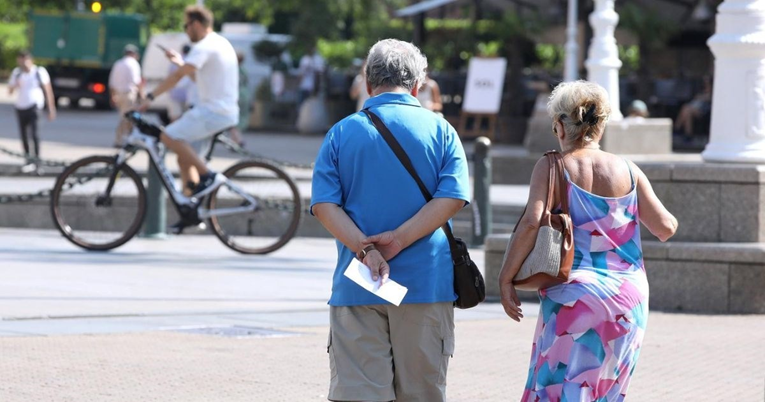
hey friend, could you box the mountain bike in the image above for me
[50,112,302,254]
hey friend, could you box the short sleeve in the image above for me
[8,68,20,86]
[184,45,210,70]
[433,122,470,205]
[37,67,51,85]
[310,129,343,215]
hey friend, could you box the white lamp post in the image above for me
[702,0,765,163]
[564,0,579,82]
[585,0,623,120]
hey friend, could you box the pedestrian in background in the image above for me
[297,46,324,106]
[416,73,443,115]
[348,60,369,112]
[228,52,248,147]
[311,38,470,402]
[8,50,56,173]
[109,44,143,147]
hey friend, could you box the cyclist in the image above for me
[137,5,238,214]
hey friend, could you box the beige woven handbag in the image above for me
[511,151,574,291]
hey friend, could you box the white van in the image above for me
[141,25,290,124]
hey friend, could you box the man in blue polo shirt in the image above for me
[311,39,470,402]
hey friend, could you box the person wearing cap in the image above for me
[109,44,143,147]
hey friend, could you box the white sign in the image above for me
[462,58,507,114]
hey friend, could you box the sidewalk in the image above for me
[0,229,763,401]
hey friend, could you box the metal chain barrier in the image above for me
[0,134,314,206]
[215,135,315,170]
[0,144,71,168]
[0,165,111,205]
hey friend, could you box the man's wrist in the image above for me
[356,244,376,261]
[146,92,155,101]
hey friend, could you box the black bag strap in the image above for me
[362,108,463,260]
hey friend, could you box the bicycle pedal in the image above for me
[170,220,205,235]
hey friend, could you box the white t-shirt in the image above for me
[184,32,239,117]
[299,54,325,92]
[9,66,50,110]
[108,56,141,94]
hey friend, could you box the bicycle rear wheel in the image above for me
[50,156,146,251]
[208,160,301,254]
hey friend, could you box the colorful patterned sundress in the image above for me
[521,162,649,402]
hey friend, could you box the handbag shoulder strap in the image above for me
[362,108,461,253]
[545,152,557,213]
[511,151,566,232]
[554,152,570,214]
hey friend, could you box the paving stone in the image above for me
[0,314,763,402]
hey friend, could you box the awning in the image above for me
[395,0,459,18]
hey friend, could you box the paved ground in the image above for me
[0,229,763,401]
[2,85,761,402]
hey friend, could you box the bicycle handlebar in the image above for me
[124,111,162,138]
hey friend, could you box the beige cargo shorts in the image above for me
[327,302,455,402]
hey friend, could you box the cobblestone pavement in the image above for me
[1,312,763,402]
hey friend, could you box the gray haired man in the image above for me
[311,39,470,401]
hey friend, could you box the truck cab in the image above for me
[29,11,148,109]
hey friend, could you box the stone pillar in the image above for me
[702,0,765,163]
[564,0,579,82]
[585,0,623,120]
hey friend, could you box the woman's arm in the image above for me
[497,157,551,321]
[430,79,443,112]
[630,161,678,242]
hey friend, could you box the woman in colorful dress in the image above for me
[498,81,678,401]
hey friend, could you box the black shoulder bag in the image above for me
[362,109,485,309]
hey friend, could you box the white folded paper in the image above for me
[343,259,408,306]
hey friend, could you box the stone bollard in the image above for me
[142,155,167,238]
[472,136,492,246]
[484,234,538,302]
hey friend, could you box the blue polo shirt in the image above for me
[311,92,470,306]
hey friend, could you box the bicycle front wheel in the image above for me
[208,160,301,254]
[50,156,147,251]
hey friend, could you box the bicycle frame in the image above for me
[110,129,259,220]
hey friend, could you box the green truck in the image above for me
[29,11,148,109]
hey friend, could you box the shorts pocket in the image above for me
[437,336,455,385]
[327,331,338,379]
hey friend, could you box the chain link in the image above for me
[260,197,311,215]
[216,135,315,170]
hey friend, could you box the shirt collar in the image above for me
[362,92,421,110]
